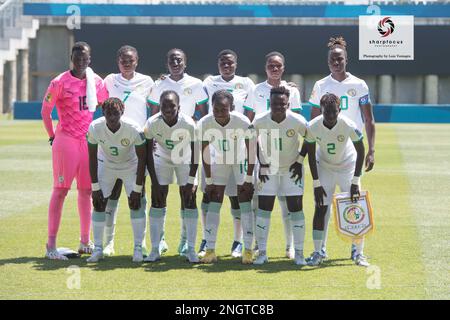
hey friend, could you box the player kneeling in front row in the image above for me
[305,93,368,267]
[143,90,200,263]
[87,98,147,263]
[199,90,255,264]
[252,86,321,266]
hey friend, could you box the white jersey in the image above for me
[198,111,252,165]
[143,112,196,164]
[104,72,154,127]
[309,73,371,132]
[305,114,363,170]
[87,117,146,170]
[203,75,255,115]
[244,80,302,115]
[147,73,208,118]
[253,110,308,173]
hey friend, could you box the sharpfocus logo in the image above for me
[377,17,395,37]
[359,15,414,60]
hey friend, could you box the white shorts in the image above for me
[317,161,356,206]
[154,154,195,186]
[256,169,304,197]
[98,160,137,198]
[201,162,247,197]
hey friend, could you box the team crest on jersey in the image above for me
[337,135,345,142]
[45,93,52,103]
[286,129,295,137]
[347,89,357,97]
[235,83,244,90]
[58,175,64,184]
[121,138,130,146]
[184,88,193,96]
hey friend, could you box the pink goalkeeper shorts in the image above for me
[51,128,91,190]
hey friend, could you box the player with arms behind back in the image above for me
[41,42,108,260]
[86,98,147,263]
[305,93,367,267]
[309,36,375,262]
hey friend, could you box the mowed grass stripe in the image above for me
[0,121,427,299]
[396,124,450,299]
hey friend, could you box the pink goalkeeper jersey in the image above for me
[41,70,109,140]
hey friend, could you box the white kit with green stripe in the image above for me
[203,74,255,114]
[253,110,307,174]
[87,117,146,170]
[104,72,155,128]
[243,80,302,115]
[147,73,208,118]
[305,114,363,170]
[143,112,196,164]
[309,73,371,132]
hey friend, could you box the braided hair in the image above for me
[102,97,125,115]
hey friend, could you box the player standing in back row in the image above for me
[309,36,375,263]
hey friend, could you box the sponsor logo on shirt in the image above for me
[121,138,130,146]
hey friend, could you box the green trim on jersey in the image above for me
[309,102,320,108]
[304,139,315,144]
[291,107,303,112]
[135,140,147,147]
[243,105,254,111]
[196,98,209,105]
[353,136,364,143]
[147,99,159,107]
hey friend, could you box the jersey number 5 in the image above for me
[327,143,336,155]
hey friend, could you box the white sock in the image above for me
[239,202,254,250]
[141,196,148,248]
[290,210,305,253]
[278,196,293,249]
[184,208,198,249]
[353,239,365,255]
[231,208,242,242]
[201,201,208,240]
[92,210,106,249]
[313,229,324,253]
[131,207,146,247]
[205,202,222,250]
[322,206,332,250]
[149,207,166,250]
[252,196,258,247]
[255,209,271,253]
[104,199,119,244]
[180,209,187,242]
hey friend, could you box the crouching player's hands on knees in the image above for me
[128,191,141,210]
[289,162,303,184]
[92,190,107,212]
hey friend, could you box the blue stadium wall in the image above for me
[14,102,450,123]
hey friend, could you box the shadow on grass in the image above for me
[0,255,355,273]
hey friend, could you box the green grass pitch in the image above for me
[0,120,449,300]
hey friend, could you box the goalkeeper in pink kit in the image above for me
[41,42,108,260]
